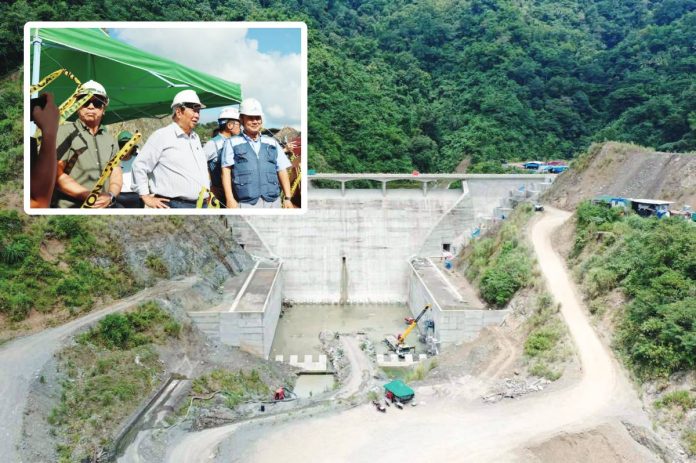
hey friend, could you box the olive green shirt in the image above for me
[53,119,117,208]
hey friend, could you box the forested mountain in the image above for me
[2,0,695,175]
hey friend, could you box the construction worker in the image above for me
[221,98,293,209]
[132,90,209,208]
[204,107,241,205]
[114,131,144,208]
[53,80,122,208]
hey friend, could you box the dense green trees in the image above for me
[2,0,695,174]
[573,202,696,379]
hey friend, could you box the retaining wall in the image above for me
[407,261,509,345]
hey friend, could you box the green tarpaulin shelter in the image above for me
[30,28,242,124]
[384,380,415,401]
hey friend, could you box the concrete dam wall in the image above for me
[233,189,474,303]
[230,174,554,305]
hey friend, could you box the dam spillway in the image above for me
[205,174,554,358]
[232,174,554,305]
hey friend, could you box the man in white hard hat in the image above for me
[204,107,241,205]
[221,98,293,209]
[132,89,209,208]
[53,80,123,208]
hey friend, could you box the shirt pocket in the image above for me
[265,172,279,186]
[234,171,252,186]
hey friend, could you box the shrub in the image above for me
[480,248,531,306]
[524,328,560,357]
[528,362,561,381]
[99,314,134,349]
[164,320,181,338]
[0,210,22,235]
[46,216,88,239]
[654,390,696,411]
[145,254,169,278]
[585,267,618,297]
[685,430,696,456]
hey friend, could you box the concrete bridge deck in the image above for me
[309,173,555,196]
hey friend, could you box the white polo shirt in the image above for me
[132,122,209,200]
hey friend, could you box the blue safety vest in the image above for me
[208,134,226,188]
[232,139,280,204]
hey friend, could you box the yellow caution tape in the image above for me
[196,188,222,209]
[290,169,302,196]
[58,91,93,125]
[81,132,142,208]
[29,68,81,95]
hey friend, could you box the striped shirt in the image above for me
[132,122,209,200]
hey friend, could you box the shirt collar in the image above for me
[77,118,105,135]
[241,130,261,143]
[171,122,198,140]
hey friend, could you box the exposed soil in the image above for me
[153,207,665,463]
[544,142,696,211]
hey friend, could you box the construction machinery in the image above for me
[384,304,431,357]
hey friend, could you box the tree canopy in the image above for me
[2,0,695,174]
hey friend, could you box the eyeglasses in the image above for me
[182,103,202,113]
[81,98,106,109]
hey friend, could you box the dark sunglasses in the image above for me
[81,98,106,109]
[182,103,202,112]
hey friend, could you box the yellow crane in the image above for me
[397,304,431,345]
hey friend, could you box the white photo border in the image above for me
[23,21,308,216]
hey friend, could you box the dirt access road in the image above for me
[0,277,197,463]
[167,207,655,462]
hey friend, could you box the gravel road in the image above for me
[0,277,197,462]
[163,208,654,462]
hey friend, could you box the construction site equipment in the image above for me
[384,380,415,404]
[384,304,431,358]
[397,304,431,344]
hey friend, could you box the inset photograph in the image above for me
[25,22,306,214]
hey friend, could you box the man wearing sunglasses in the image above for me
[132,90,210,208]
[53,80,122,208]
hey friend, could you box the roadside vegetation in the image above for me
[0,211,139,332]
[523,293,570,381]
[461,203,571,381]
[464,203,534,307]
[49,301,180,462]
[570,201,695,380]
[191,368,270,409]
[570,201,696,455]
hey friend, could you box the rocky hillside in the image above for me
[544,142,696,210]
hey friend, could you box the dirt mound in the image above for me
[544,142,696,211]
[520,423,661,463]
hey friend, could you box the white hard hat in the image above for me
[77,80,108,103]
[171,89,206,109]
[218,107,240,121]
[239,98,263,117]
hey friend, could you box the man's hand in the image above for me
[226,198,239,209]
[32,93,59,136]
[284,140,298,154]
[92,193,114,208]
[141,194,170,209]
[283,198,294,209]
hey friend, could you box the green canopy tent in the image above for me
[30,28,242,124]
[384,380,415,402]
